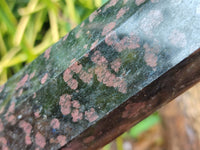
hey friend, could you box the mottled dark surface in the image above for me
[0,0,200,149]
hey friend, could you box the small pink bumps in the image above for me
[50,118,60,129]
[35,132,46,148]
[102,22,116,36]
[44,47,51,60]
[71,109,83,122]
[85,108,99,123]
[111,59,121,73]
[57,135,67,147]
[16,74,29,90]
[116,7,129,19]
[41,73,48,84]
[135,0,146,6]
[19,120,32,145]
[59,94,72,115]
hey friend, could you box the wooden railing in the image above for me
[0,0,200,149]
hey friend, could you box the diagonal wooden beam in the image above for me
[0,0,200,149]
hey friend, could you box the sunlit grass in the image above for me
[0,0,106,85]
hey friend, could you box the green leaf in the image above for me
[127,113,160,138]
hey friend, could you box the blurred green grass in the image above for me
[0,0,160,149]
[0,0,107,85]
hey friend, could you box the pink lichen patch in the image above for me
[117,80,127,94]
[85,108,99,123]
[30,71,36,79]
[25,136,32,145]
[103,72,117,87]
[33,92,37,99]
[0,137,9,150]
[115,35,140,52]
[116,7,129,19]
[95,65,109,82]
[83,44,88,49]
[79,70,93,84]
[90,39,99,50]
[59,94,72,115]
[83,136,95,144]
[34,110,40,118]
[44,47,51,60]
[0,119,4,132]
[140,10,163,36]
[105,31,118,46]
[57,135,67,146]
[169,30,187,48]
[70,58,76,64]
[8,101,15,114]
[71,109,83,122]
[35,132,46,148]
[5,115,16,125]
[91,51,108,65]
[50,135,67,147]
[75,30,82,39]
[16,74,29,90]
[50,118,60,129]
[41,73,48,84]
[111,59,121,73]
[105,32,140,52]
[135,0,146,6]
[0,84,4,93]
[89,10,98,22]
[64,69,79,89]
[72,100,80,108]
[5,101,16,125]
[67,79,78,90]
[104,0,119,12]
[143,43,159,68]
[19,121,32,134]
[19,120,32,145]
[70,62,82,74]
[63,69,72,82]
[50,138,57,144]
[102,22,116,36]
[94,65,127,93]
[18,89,23,97]
[63,33,69,41]
[144,53,157,68]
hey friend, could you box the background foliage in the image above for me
[0,0,161,149]
[0,0,107,85]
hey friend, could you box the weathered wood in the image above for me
[0,0,200,149]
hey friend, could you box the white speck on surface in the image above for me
[17,115,22,119]
[43,115,47,119]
